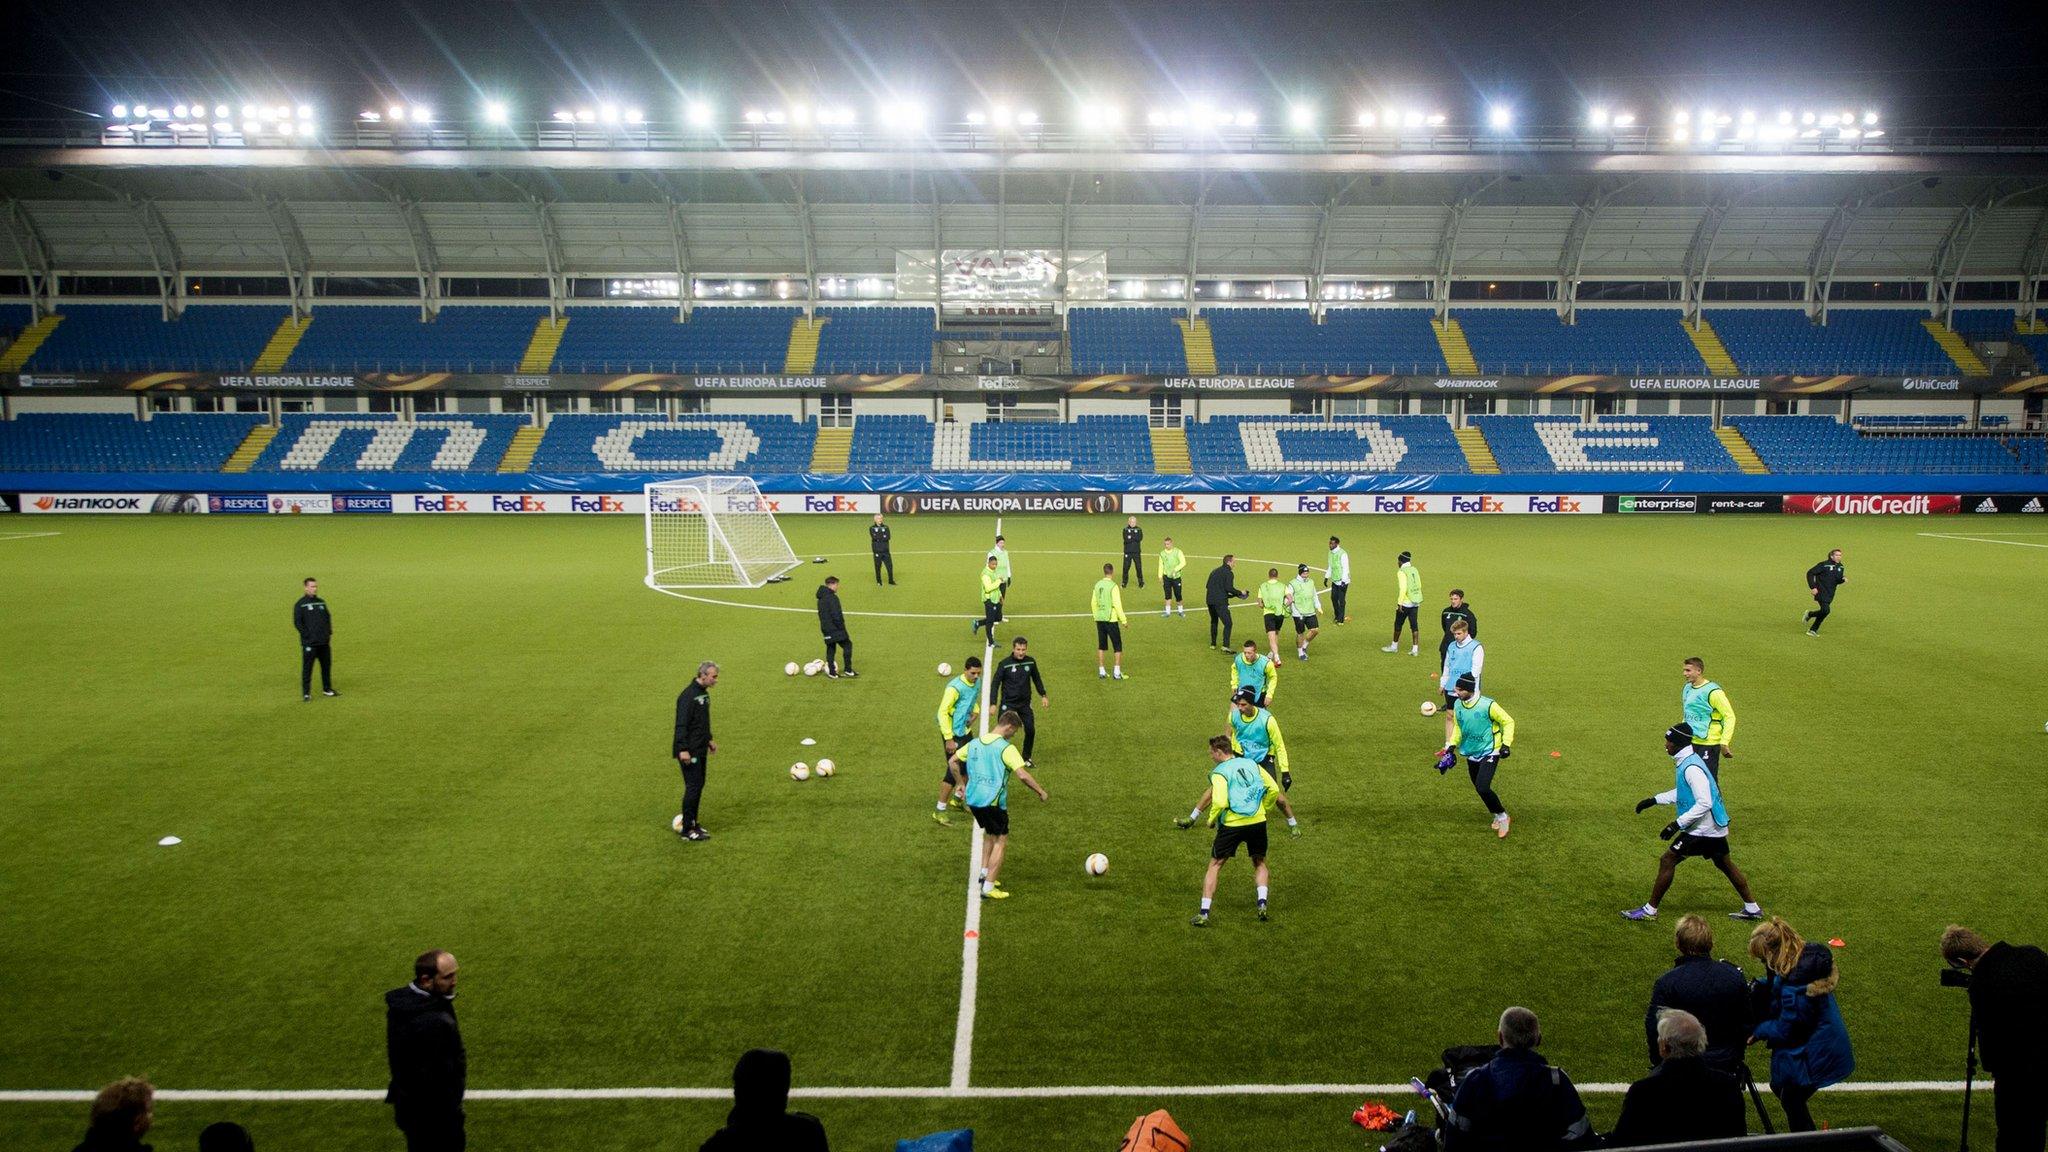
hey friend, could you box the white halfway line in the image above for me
[1918,532,2048,549]
[0,1081,1984,1104]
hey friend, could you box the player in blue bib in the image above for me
[1624,723,1762,923]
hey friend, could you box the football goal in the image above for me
[644,476,800,590]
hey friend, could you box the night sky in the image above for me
[5,0,2047,129]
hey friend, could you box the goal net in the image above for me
[644,476,800,590]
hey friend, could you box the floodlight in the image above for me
[483,100,510,125]
[1426,112,1446,126]
[555,110,576,123]
[687,101,715,128]
[414,106,432,123]
[1356,110,1377,128]
[1801,111,1816,125]
[742,108,765,124]
[1488,104,1512,130]
[1232,109,1256,127]
[577,109,596,124]
[966,110,988,126]
[1863,110,1879,125]
[624,108,645,124]
[360,110,381,122]
[216,104,230,118]
[1778,110,1794,125]
[1288,104,1314,131]
[388,105,406,122]
[1673,110,1690,126]
[1403,110,1425,128]
[297,104,313,120]
[1017,109,1039,127]
[1613,112,1636,127]
[1699,128,1716,144]
[1587,107,1609,129]
[1672,127,1690,143]
[991,105,1014,128]
[1146,109,1167,127]
[789,104,812,126]
[1865,129,1884,139]
[279,121,296,136]
[599,103,620,125]
[764,109,786,125]
[1839,127,1861,140]
[214,120,232,133]
[112,104,129,118]
[1739,109,1756,124]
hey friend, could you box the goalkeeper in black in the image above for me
[993,636,1051,764]
[294,577,337,701]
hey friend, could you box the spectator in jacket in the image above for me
[1942,924,2048,1152]
[1610,1010,1746,1146]
[1444,1007,1597,1151]
[672,661,718,841]
[72,1077,154,1152]
[1749,918,1854,1132]
[1647,914,1753,1074]
[1204,555,1249,650]
[816,577,855,678]
[700,1048,828,1152]
[386,949,466,1152]
[293,577,337,701]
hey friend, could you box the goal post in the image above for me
[644,476,800,590]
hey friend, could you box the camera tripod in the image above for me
[1958,1001,1979,1152]
[1737,1062,1776,1136]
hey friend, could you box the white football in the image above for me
[672,814,686,833]
[804,661,822,677]
[784,661,799,676]
[815,758,835,777]
[1085,852,1109,876]
[1420,700,1438,716]
[790,762,810,781]
[937,662,953,676]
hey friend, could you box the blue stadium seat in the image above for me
[1204,308,1445,374]
[529,414,817,473]
[251,413,530,472]
[0,412,263,472]
[814,308,932,373]
[848,415,1152,473]
[1455,309,1704,375]
[1706,310,1952,376]
[1185,415,1467,473]
[22,305,284,372]
[285,306,545,374]
[1727,415,2022,474]
[1472,416,1737,473]
[1949,309,2021,341]
[551,307,800,373]
[1067,309,1186,374]
[0,304,33,349]
[2007,437,2047,474]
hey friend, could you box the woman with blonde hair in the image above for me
[1748,917,1855,1131]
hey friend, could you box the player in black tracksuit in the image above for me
[816,577,855,677]
[294,577,337,700]
[1439,590,1478,662]
[993,636,1051,762]
[869,515,895,585]
[1121,517,1145,588]
[1204,556,1249,649]
[672,663,718,840]
[1804,549,1846,634]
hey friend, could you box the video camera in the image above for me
[1940,964,1971,989]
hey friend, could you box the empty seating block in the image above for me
[1455,309,1704,375]
[1705,310,1953,376]
[813,308,933,373]
[1950,309,2021,341]
[1203,309,1445,374]
[529,414,816,473]
[284,306,546,374]
[846,415,1150,473]
[251,413,529,471]
[1728,415,2022,474]
[1067,309,1187,374]
[0,412,264,472]
[0,303,33,349]
[845,415,936,472]
[22,305,285,372]
[2008,438,2047,474]
[1185,415,1468,473]
[551,307,801,374]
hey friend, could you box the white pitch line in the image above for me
[1917,532,2048,549]
[0,531,62,542]
[0,1081,1984,1104]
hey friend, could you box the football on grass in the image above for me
[937,662,952,676]
[784,662,799,676]
[1085,853,1109,875]
[1420,700,1438,716]
[815,758,836,777]
[671,814,685,833]
[790,762,810,781]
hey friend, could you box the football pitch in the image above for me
[2,512,2043,1150]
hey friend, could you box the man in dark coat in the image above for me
[72,1077,154,1152]
[816,577,855,678]
[386,950,466,1152]
[1610,1010,1746,1146]
[700,1048,828,1152]
[1646,914,1753,1075]
[673,662,719,841]
[1943,924,2048,1152]
[1804,548,1846,635]
[294,577,337,701]
[1204,554,1249,650]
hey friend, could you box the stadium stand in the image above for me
[0,303,31,348]
[1067,309,1187,374]
[2008,436,2048,473]
[529,414,817,473]
[1185,415,1469,473]
[1704,309,1953,376]
[0,411,264,471]
[1454,309,1705,375]
[847,415,1152,473]
[1202,308,1446,374]
[1949,308,2022,341]
[1471,416,1739,473]
[813,308,933,373]
[1728,414,2024,473]
[551,307,802,374]
[283,306,544,374]
[249,413,530,472]
[18,304,283,372]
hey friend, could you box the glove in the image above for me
[1288,822,1302,839]
[1173,816,1195,830]
[1434,749,1457,774]
[1659,821,1680,841]
[1496,746,1511,761]
[1280,770,1293,791]
[1634,797,1658,814]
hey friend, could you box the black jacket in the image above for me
[293,594,332,645]
[674,680,712,756]
[868,523,891,554]
[1444,1047,1596,1152]
[1204,564,1247,606]
[994,654,1047,708]
[816,585,847,639]
[700,1049,828,1152]
[1441,603,1477,640]
[1122,525,1144,555]
[1806,559,1846,601]
[384,984,466,1120]
[1647,954,1752,1074]
[71,1130,152,1152]
[1971,941,2048,1077]
[1607,1057,1745,1147]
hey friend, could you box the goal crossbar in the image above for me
[644,476,800,590]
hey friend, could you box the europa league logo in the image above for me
[1086,493,1120,514]
[884,494,916,515]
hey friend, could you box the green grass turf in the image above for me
[2,512,2043,1150]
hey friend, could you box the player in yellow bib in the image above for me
[1176,734,1301,925]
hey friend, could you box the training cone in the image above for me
[1549,750,1561,758]
[1829,937,1846,948]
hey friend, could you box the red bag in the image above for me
[1119,1109,1191,1151]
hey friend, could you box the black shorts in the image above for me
[1692,743,1723,776]
[1263,613,1285,633]
[1673,833,1731,860]
[970,804,1009,836]
[1293,614,1319,633]
[1443,690,1460,711]
[1211,821,1270,861]
[1096,621,1123,652]
[941,737,966,781]
[1396,604,1420,628]
[1163,576,1183,599]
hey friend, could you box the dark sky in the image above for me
[7,0,2047,128]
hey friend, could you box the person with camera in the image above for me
[1610,1009,1747,1147]
[1646,914,1753,1075]
[1443,1006,1597,1151]
[1941,925,2048,1151]
[1748,917,1855,1132]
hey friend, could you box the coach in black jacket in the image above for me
[1121,516,1145,588]
[869,514,895,585]
[1204,555,1248,649]
[1804,548,1846,635]
[1943,925,2048,1151]
[293,577,336,700]
[1439,590,1478,662]
[817,577,855,678]
[1646,914,1753,1075]
[673,662,719,840]
[386,950,466,1152]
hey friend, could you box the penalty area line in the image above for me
[0,1081,1982,1104]
[1917,532,2048,549]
